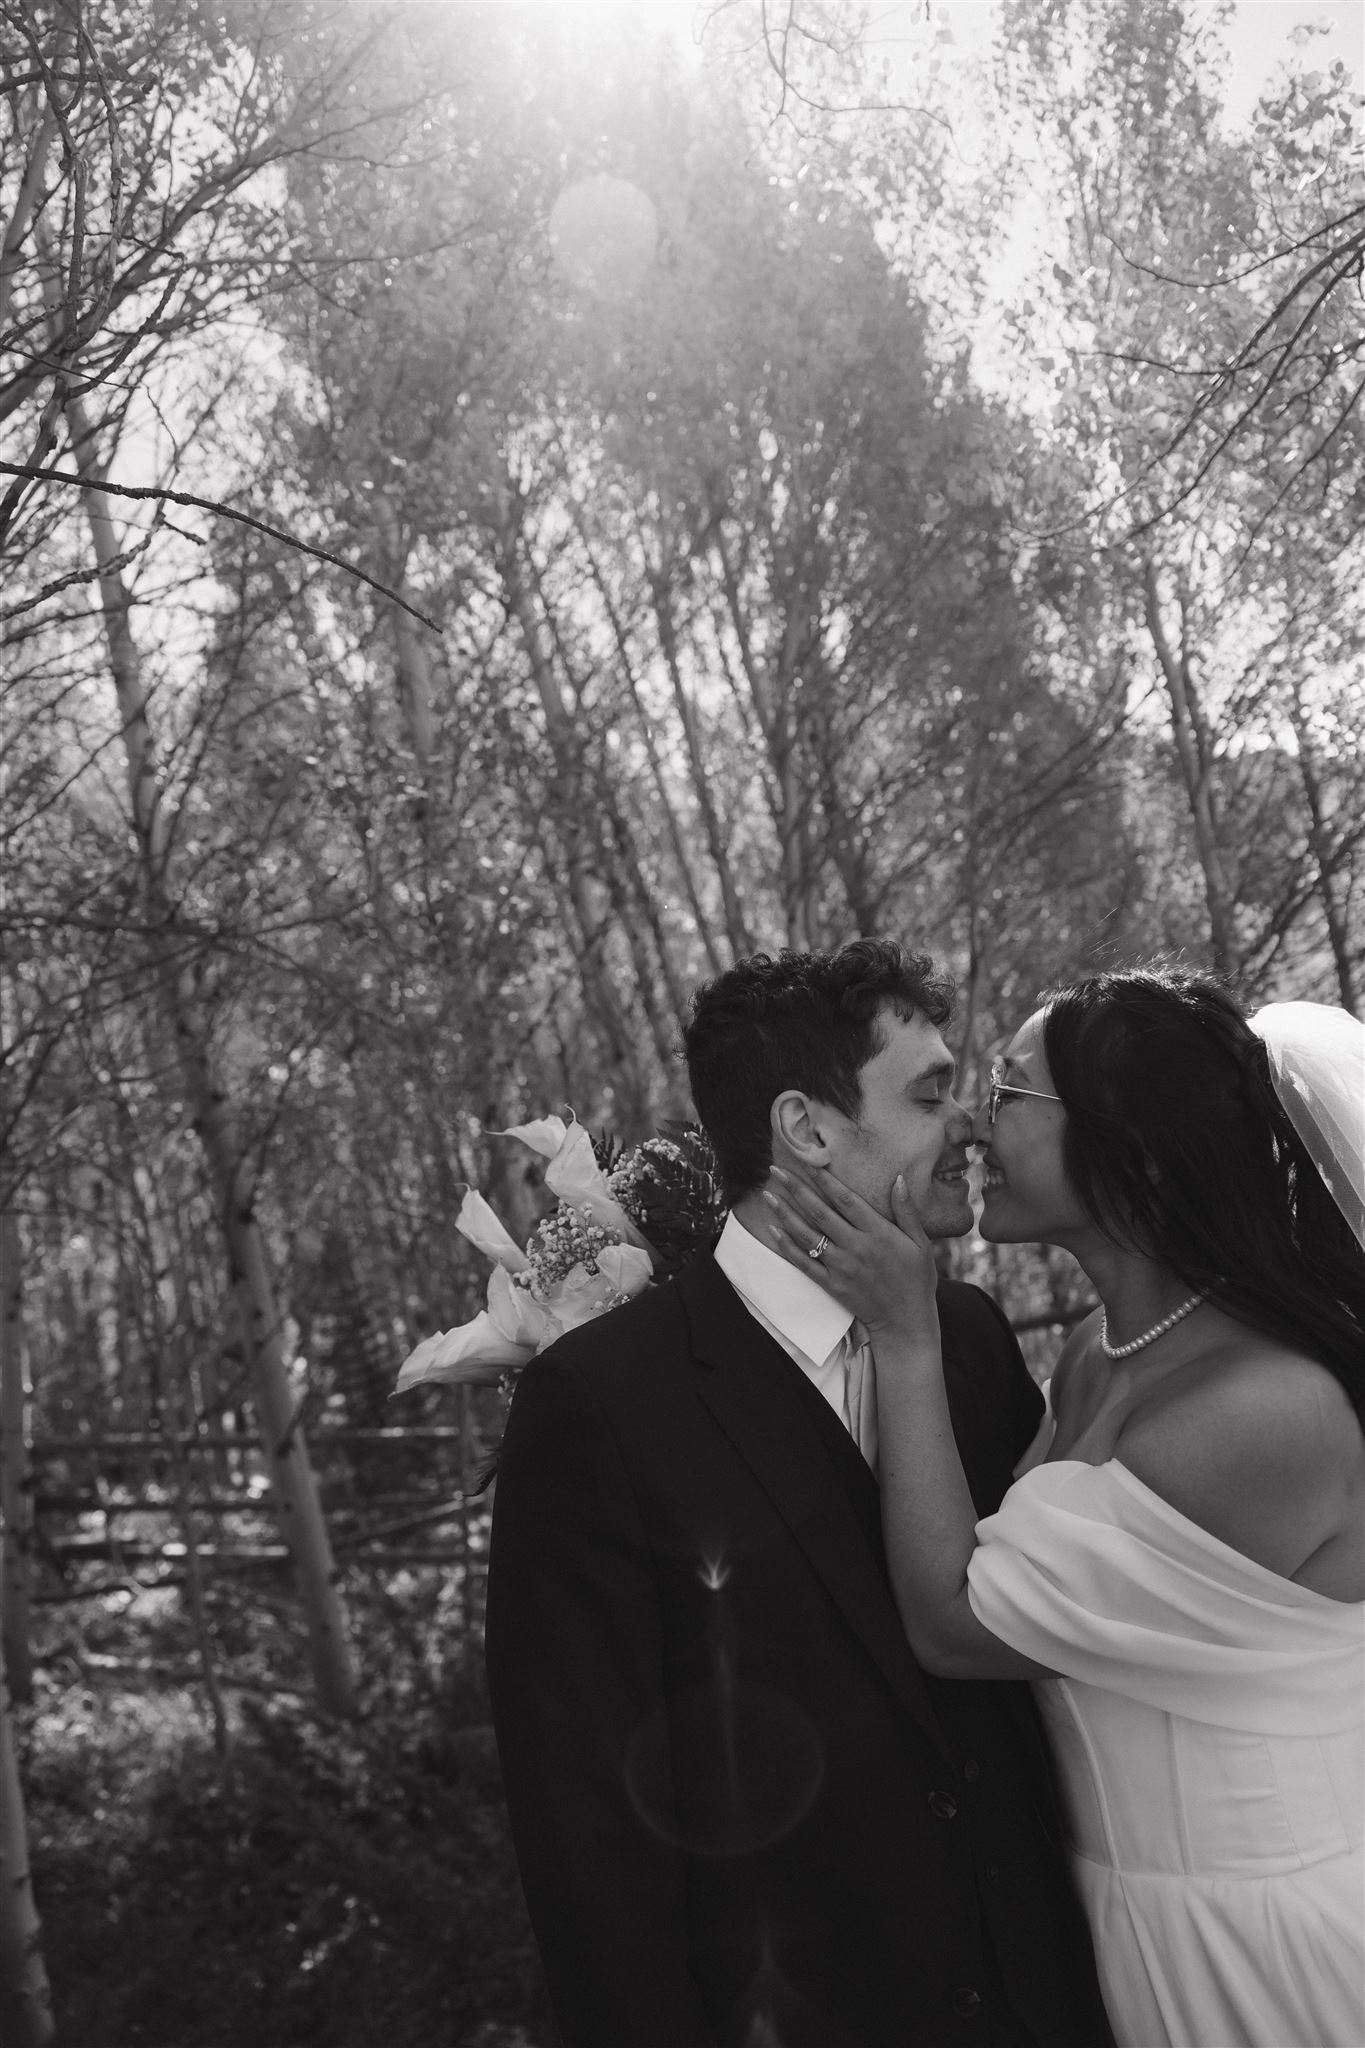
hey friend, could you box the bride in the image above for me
[765,970,1365,2048]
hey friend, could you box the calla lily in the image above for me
[494,1116,570,1158]
[550,1244,654,1335]
[487,1263,556,1350]
[455,1188,530,1273]
[543,1119,653,1251]
[394,1311,528,1393]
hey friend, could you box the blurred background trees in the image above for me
[1,0,1361,2036]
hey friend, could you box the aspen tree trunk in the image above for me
[1287,684,1359,1016]
[568,513,727,976]
[0,1209,32,1704]
[650,567,756,957]
[1142,562,1239,972]
[0,1205,33,1705]
[0,98,56,336]
[772,603,824,951]
[508,545,679,1063]
[113,1089,233,1758]
[63,392,358,1717]
[375,495,435,774]
[532,583,695,1054]
[713,533,815,948]
[0,1631,52,2047]
[496,514,652,1109]
[591,821,688,1075]
[808,685,879,939]
[955,829,986,1088]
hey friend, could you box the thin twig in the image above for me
[0,460,443,631]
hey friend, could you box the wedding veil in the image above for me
[1250,1002,1365,1254]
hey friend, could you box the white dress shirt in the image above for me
[714,1211,879,1470]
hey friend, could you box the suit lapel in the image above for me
[678,1251,952,1761]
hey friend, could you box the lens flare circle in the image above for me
[549,173,658,301]
[626,1681,825,1857]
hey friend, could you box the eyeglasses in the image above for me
[988,1057,1064,1126]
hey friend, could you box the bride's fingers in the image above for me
[765,1213,861,1306]
[765,1211,830,1273]
[813,1163,932,1252]
[803,1165,894,1233]
[762,1182,839,1255]
[889,1172,932,1249]
[767,1167,847,1240]
[775,1162,909,1247]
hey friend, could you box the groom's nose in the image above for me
[946,1097,973,1144]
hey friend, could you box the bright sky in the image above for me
[1214,1,1361,116]
[891,0,1364,122]
[447,0,1362,121]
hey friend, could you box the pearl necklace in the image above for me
[1100,1290,1205,1360]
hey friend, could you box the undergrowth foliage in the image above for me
[22,1578,549,2048]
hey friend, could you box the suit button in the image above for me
[986,1863,1000,1883]
[952,1987,983,2018]
[928,1789,958,1819]
[961,1758,980,1783]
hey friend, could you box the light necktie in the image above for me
[843,1319,878,1473]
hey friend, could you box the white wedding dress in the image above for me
[967,1457,1365,2048]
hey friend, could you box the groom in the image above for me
[484,941,1111,2048]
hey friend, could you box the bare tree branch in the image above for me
[0,460,442,630]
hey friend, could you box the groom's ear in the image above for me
[771,1089,834,1169]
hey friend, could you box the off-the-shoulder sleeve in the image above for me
[966,1460,1364,1736]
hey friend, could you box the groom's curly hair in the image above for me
[683,939,955,1203]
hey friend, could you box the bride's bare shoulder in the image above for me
[1117,1341,1364,1580]
[1159,1326,1351,1405]
[1126,1338,1358,1467]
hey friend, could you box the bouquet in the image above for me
[396,1115,726,1395]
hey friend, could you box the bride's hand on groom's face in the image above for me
[761,1164,939,1334]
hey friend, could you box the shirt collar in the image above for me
[714,1210,854,1365]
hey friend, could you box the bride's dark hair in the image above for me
[1042,967,1365,1413]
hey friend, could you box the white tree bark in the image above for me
[1287,683,1359,1016]
[1142,560,1239,973]
[374,494,436,773]
[0,1633,52,2048]
[0,1209,33,1704]
[63,388,359,1718]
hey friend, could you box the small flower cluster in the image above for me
[608,1136,686,1212]
[518,1203,624,1293]
[608,1125,727,1279]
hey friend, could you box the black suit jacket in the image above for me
[484,1251,1110,2048]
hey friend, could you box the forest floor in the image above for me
[19,1568,553,2048]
